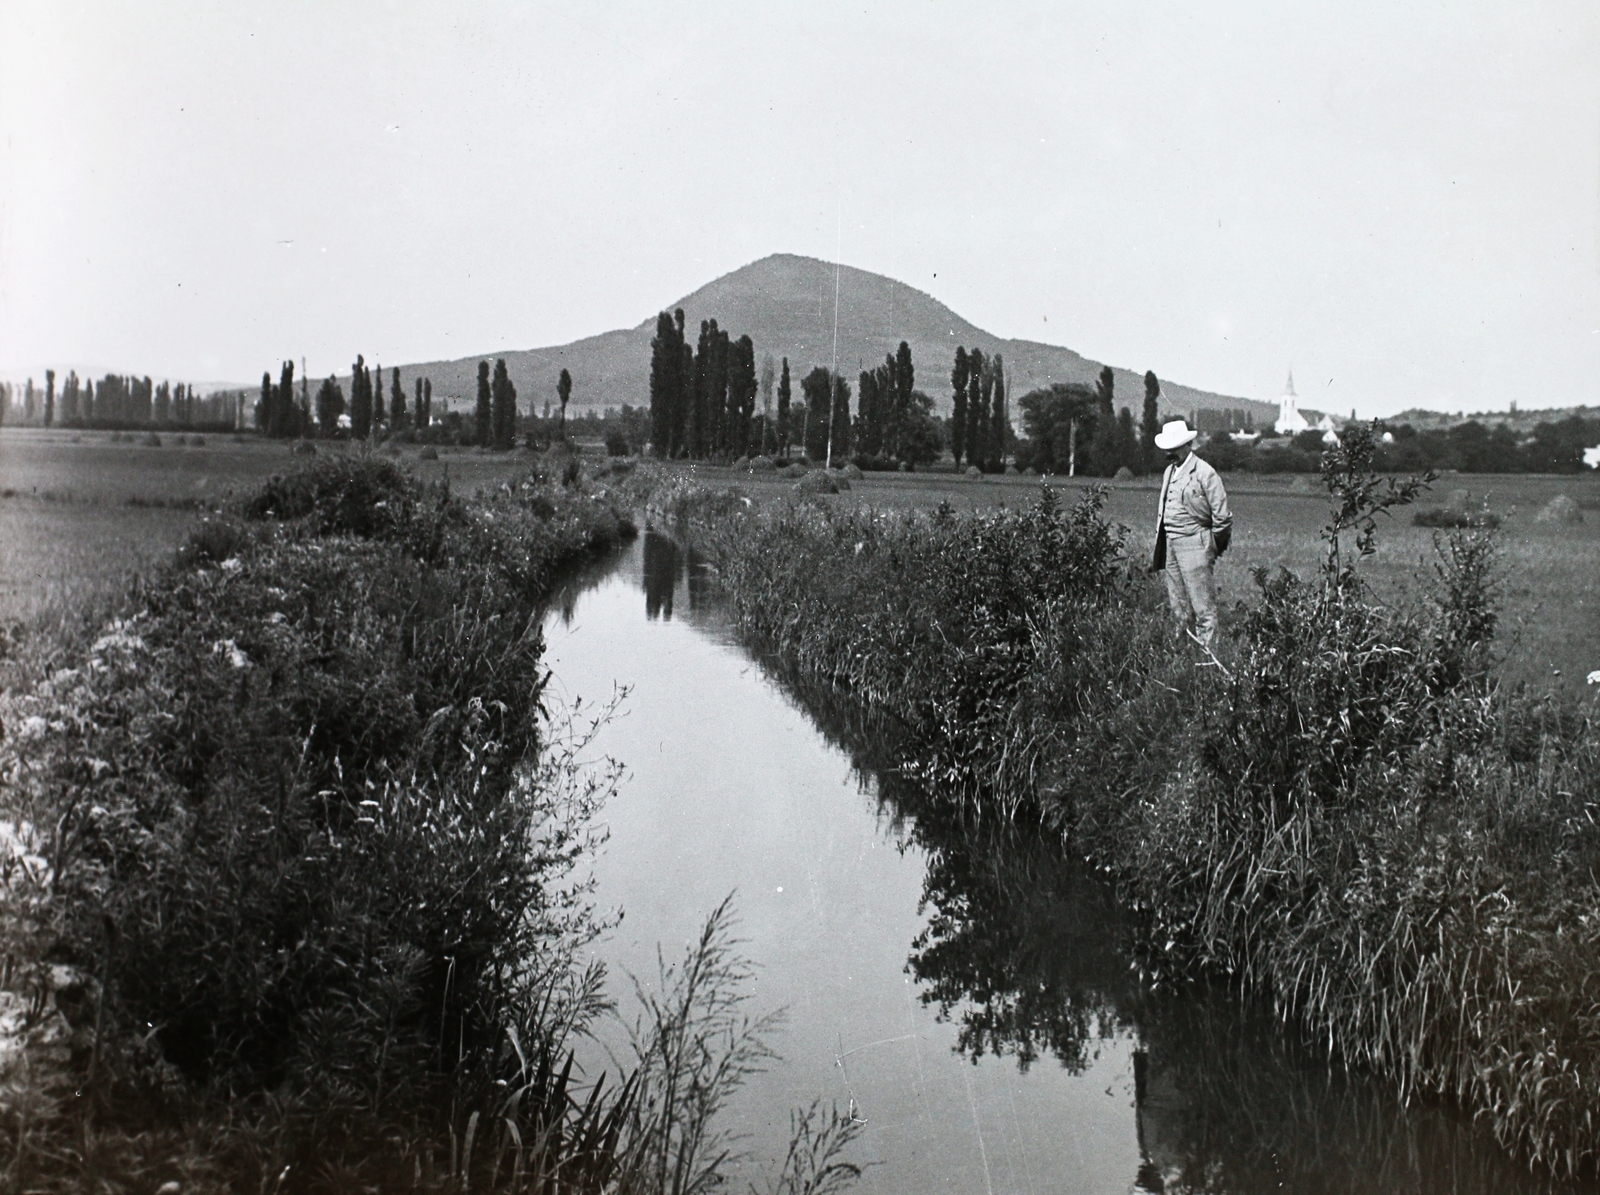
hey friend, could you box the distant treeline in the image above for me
[0,370,240,431]
[1009,368,1165,477]
[1202,414,1600,475]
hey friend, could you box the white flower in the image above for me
[220,557,243,573]
[1588,670,1600,686]
[211,639,251,669]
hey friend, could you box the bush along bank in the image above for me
[659,428,1600,1177]
[0,454,650,1190]
[650,476,1130,816]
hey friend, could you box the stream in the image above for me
[540,532,1582,1195]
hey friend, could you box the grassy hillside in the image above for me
[388,254,1274,424]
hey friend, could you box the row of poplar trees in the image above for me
[648,309,762,459]
[948,347,1008,470]
[258,357,435,440]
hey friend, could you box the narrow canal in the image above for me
[541,532,1581,1195]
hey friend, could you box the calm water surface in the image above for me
[542,533,1585,1195]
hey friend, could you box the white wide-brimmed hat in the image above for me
[1153,419,1198,450]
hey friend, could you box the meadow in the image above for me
[5,430,1595,690]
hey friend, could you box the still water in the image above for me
[541,532,1582,1195]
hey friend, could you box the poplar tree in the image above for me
[729,335,757,456]
[422,378,432,428]
[950,347,970,465]
[856,368,879,458]
[259,372,274,434]
[965,349,987,468]
[650,311,676,455]
[1091,365,1117,475]
[44,370,55,428]
[985,353,998,470]
[414,377,424,429]
[557,367,572,437]
[491,359,516,449]
[1142,371,1161,473]
[391,367,405,428]
[777,357,792,458]
[892,341,914,458]
[475,361,492,446]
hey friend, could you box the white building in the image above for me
[1274,371,1308,435]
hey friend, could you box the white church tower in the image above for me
[1274,370,1308,435]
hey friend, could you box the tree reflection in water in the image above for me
[766,664,1585,1195]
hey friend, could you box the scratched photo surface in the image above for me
[3,5,1598,1194]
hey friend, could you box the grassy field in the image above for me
[3,430,1596,691]
[0,428,554,637]
[667,462,1600,692]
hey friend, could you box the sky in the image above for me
[1,1,1597,418]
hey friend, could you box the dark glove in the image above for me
[1213,527,1231,557]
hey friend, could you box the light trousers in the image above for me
[1163,530,1218,647]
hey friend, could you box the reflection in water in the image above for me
[742,621,1585,1194]
[546,531,1586,1195]
[639,531,715,622]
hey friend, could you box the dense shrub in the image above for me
[0,455,640,1189]
[665,484,1128,809]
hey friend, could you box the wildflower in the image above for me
[211,639,252,669]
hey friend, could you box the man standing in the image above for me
[1150,420,1232,647]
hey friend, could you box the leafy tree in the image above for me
[44,369,55,428]
[760,352,776,434]
[950,347,970,465]
[777,357,792,458]
[422,378,432,428]
[1142,371,1161,473]
[800,366,831,461]
[557,367,572,437]
[1017,382,1096,475]
[316,376,346,436]
[1116,407,1138,472]
[475,360,492,446]
[828,371,852,463]
[414,377,424,428]
[491,358,517,449]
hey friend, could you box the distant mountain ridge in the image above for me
[389,254,1275,426]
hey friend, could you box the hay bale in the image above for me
[794,471,839,495]
[838,463,864,481]
[419,446,439,461]
[782,462,808,479]
[1113,465,1134,480]
[292,440,317,456]
[1535,495,1583,524]
[1289,475,1315,493]
[1023,467,1038,476]
[732,456,751,472]
[143,433,163,447]
[751,455,776,472]
[966,465,982,477]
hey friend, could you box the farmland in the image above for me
[4,428,1596,691]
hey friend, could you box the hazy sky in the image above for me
[2,1,1596,416]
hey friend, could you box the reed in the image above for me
[659,429,1600,1176]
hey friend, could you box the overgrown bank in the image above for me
[655,431,1600,1177]
[0,453,862,1194]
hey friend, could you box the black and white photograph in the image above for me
[2,3,1598,1192]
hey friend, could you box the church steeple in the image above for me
[1285,369,1296,397]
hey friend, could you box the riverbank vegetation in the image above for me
[0,453,860,1193]
[655,426,1600,1177]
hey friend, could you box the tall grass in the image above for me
[655,430,1600,1176]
